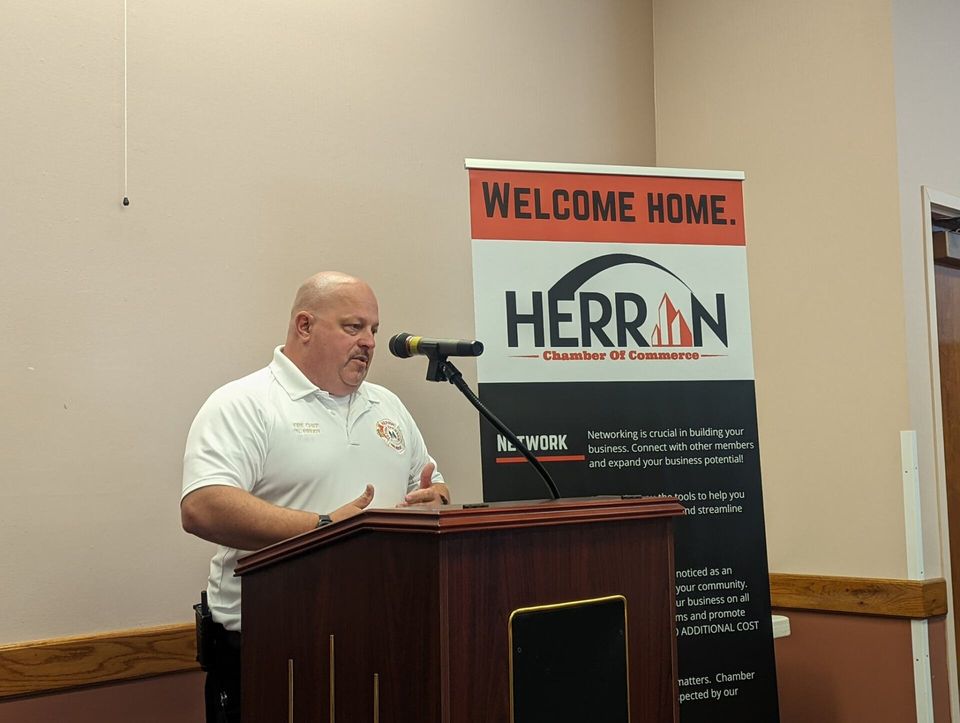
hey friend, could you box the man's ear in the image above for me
[294,311,313,340]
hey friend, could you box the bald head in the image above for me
[283,272,380,395]
[288,271,367,333]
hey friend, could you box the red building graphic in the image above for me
[651,293,693,347]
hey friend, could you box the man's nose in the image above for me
[360,329,376,349]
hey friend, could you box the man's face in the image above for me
[300,282,380,395]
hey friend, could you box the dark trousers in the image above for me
[204,622,242,723]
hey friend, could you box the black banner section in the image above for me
[479,379,780,722]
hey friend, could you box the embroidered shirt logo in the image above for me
[292,422,322,436]
[376,419,405,453]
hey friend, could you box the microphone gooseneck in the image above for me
[437,359,561,501]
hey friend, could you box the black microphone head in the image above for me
[389,332,414,358]
[462,340,484,356]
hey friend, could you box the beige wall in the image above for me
[0,0,656,644]
[653,0,910,578]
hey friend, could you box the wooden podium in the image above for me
[235,496,683,723]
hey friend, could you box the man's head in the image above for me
[283,271,379,396]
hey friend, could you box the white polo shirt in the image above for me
[182,346,444,631]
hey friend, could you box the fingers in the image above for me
[331,484,375,523]
[403,486,442,507]
[418,462,436,490]
[401,463,436,505]
[353,483,375,510]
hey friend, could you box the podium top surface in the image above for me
[236,495,684,577]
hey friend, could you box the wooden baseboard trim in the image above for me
[769,573,948,618]
[0,573,948,700]
[0,623,198,700]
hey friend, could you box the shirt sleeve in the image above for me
[181,387,268,500]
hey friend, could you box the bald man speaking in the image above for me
[181,271,449,723]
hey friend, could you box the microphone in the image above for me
[389,332,484,359]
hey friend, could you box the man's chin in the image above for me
[339,370,367,391]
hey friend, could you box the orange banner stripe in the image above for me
[495,455,587,464]
[469,169,744,245]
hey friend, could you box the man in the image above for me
[181,271,449,722]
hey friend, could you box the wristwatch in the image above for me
[316,514,333,528]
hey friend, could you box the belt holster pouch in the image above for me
[193,591,216,671]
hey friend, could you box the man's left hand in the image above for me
[401,462,450,507]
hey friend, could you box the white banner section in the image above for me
[473,240,755,384]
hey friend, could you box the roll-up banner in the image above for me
[466,159,779,722]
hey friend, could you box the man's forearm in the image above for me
[181,485,319,551]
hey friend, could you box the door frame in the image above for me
[922,185,960,721]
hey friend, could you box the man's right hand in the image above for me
[330,484,375,523]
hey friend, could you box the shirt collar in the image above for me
[269,346,372,404]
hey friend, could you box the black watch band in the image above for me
[316,514,333,528]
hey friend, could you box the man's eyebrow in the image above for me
[339,315,377,326]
